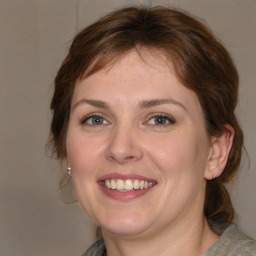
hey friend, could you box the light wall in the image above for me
[1,0,255,255]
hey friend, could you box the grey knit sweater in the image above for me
[203,225,256,256]
[82,225,256,256]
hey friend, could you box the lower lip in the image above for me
[99,185,155,201]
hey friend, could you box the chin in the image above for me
[99,213,154,237]
[102,223,151,238]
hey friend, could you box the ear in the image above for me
[205,125,235,180]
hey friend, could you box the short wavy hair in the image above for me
[49,6,244,225]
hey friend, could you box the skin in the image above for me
[66,50,233,256]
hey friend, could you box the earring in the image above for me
[67,166,71,177]
[212,174,216,180]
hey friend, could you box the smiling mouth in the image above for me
[102,179,156,192]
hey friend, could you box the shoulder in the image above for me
[205,225,256,256]
[80,239,106,256]
[81,226,256,256]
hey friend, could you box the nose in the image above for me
[105,124,143,164]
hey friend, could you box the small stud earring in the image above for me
[212,174,216,180]
[67,166,71,177]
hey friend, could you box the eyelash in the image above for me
[80,114,109,126]
[80,114,176,127]
[145,114,176,126]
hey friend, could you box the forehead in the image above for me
[75,50,195,99]
[77,49,173,94]
[72,50,204,122]
[82,47,175,80]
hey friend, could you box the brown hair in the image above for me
[49,6,243,224]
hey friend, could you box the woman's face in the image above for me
[66,50,212,238]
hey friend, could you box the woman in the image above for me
[49,6,256,256]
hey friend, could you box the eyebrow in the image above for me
[139,99,187,111]
[72,98,187,111]
[72,99,109,111]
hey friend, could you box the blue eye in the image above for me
[147,115,175,126]
[81,115,109,126]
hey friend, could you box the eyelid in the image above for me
[79,112,175,127]
[80,113,110,125]
[144,113,176,126]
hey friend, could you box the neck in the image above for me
[102,216,218,256]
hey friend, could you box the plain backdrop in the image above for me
[0,0,255,255]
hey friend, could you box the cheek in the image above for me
[66,132,104,173]
[145,131,208,178]
[65,132,104,221]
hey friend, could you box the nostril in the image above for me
[105,130,144,163]
[106,152,142,164]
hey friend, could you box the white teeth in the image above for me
[116,179,124,190]
[105,180,111,189]
[124,179,133,190]
[139,180,144,189]
[104,179,155,191]
[110,179,116,189]
[133,179,140,189]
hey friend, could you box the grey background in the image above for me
[0,0,255,255]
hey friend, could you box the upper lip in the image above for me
[97,173,157,183]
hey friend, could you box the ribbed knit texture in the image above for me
[81,225,256,256]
